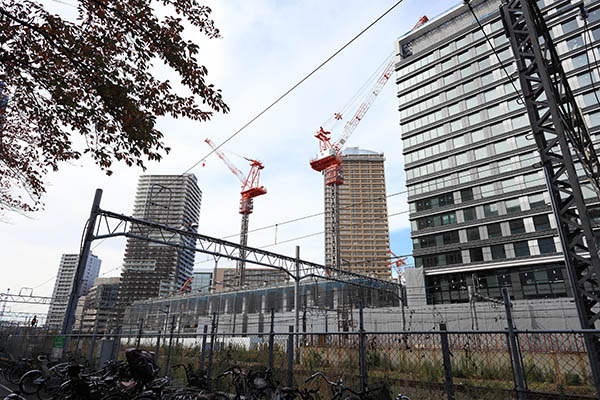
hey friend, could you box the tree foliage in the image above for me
[0,0,229,213]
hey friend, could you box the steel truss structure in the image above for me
[0,293,52,305]
[62,189,400,337]
[501,0,600,390]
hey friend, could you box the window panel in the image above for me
[487,223,503,238]
[491,244,506,259]
[514,241,530,257]
[533,214,551,231]
[529,193,546,209]
[505,198,522,214]
[483,203,499,217]
[467,227,480,241]
[463,207,477,221]
[470,247,484,262]
[509,219,526,234]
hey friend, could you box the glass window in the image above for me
[498,158,513,174]
[442,58,454,71]
[440,44,451,57]
[474,146,488,160]
[458,51,470,64]
[475,43,487,56]
[450,119,463,132]
[561,18,579,34]
[481,72,494,86]
[463,207,478,221]
[455,152,469,165]
[494,140,510,154]
[566,36,584,52]
[460,65,474,78]
[505,198,522,213]
[471,130,485,142]
[470,247,484,262]
[480,182,495,197]
[466,96,479,109]
[447,86,459,100]
[514,241,530,257]
[484,89,497,103]
[491,244,506,259]
[463,79,477,94]
[453,135,466,148]
[488,104,502,119]
[444,74,455,86]
[469,112,482,126]
[533,214,551,231]
[477,165,492,179]
[467,227,480,241]
[529,193,546,208]
[448,102,461,116]
[487,223,503,238]
[458,170,472,184]
[510,219,526,234]
[478,57,491,71]
[538,238,556,254]
[461,188,474,202]
[456,36,469,49]
[490,122,504,135]
[572,54,587,70]
[484,203,499,217]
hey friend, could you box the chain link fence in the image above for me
[1,315,598,399]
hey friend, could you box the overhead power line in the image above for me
[180,0,407,176]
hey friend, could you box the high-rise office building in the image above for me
[324,148,391,279]
[397,0,600,304]
[118,174,201,313]
[47,253,101,330]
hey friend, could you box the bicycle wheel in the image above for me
[19,370,42,394]
[7,366,25,384]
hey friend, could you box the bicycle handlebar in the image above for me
[305,372,334,386]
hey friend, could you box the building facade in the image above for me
[215,268,289,290]
[191,271,213,293]
[73,277,120,334]
[47,253,101,330]
[396,0,600,303]
[117,174,202,316]
[324,148,391,279]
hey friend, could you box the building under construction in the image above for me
[324,148,391,279]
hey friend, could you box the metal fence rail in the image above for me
[1,316,599,398]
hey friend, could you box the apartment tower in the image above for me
[397,0,600,303]
[324,148,391,279]
[47,253,101,330]
[118,174,201,314]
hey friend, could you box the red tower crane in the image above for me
[310,16,428,271]
[205,139,267,287]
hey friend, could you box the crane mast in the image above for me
[309,16,428,271]
[204,139,267,287]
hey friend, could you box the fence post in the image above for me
[111,326,121,361]
[136,318,144,348]
[200,325,208,370]
[439,323,455,400]
[207,312,217,380]
[268,308,275,370]
[358,300,368,392]
[165,315,176,378]
[287,325,294,387]
[154,330,161,362]
[502,288,527,400]
[88,319,98,367]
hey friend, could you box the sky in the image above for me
[0,0,460,318]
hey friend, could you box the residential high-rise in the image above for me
[73,277,120,334]
[118,174,201,314]
[396,0,600,303]
[47,253,101,330]
[324,148,391,279]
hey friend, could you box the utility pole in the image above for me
[62,189,102,347]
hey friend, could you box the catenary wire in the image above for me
[464,0,525,105]
[180,0,407,176]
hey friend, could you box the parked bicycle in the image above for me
[305,372,394,400]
